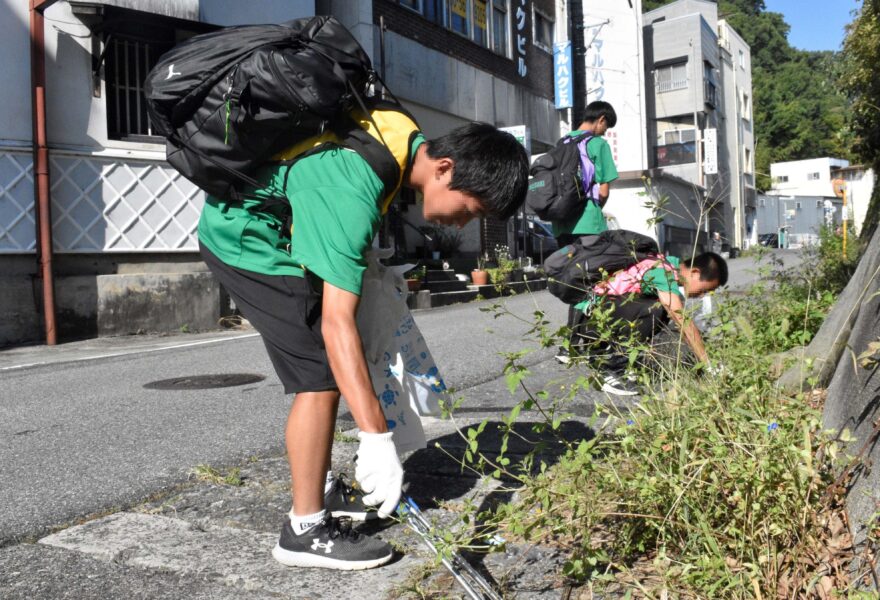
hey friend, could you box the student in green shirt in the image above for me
[554,101,620,364]
[571,252,728,396]
[198,120,529,570]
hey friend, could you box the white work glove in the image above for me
[355,431,404,519]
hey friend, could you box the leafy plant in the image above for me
[430,245,873,597]
[406,265,427,281]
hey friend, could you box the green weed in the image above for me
[436,239,874,597]
[191,464,244,486]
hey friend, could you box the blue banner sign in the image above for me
[553,41,573,110]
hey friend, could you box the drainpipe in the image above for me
[30,0,60,345]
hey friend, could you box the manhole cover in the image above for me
[144,373,266,390]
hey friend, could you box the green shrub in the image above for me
[441,249,868,597]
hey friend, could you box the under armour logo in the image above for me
[166,65,182,80]
[311,539,334,554]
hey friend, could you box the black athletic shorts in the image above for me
[200,243,337,394]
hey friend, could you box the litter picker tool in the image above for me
[397,496,503,600]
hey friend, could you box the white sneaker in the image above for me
[600,373,639,396]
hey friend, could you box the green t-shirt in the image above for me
[198,135,425,295]
[551,131,619,237]
[640,255,683,298]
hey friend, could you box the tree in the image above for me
[839,0,880,238]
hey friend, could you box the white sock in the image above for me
[324,470,335,494]
[289,509,326,536]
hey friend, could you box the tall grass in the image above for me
[443,233,874,597]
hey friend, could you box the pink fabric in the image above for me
[594,257,676,297]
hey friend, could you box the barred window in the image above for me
[105,35,171,140]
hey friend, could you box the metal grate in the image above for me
[0,150,36,253]
[106,36,166,139]
[51,153,205,252]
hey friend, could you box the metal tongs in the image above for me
[397,496,503,600]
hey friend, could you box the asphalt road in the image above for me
[0,289,568,546]
[0,249,796,546]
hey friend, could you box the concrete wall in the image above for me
[645,0,717,28]
[0,0,32,144]
[718,19,755,249]
[841,167,875,234]
[200,0,312,25]
[1,254,223,347]
[82,0,199,19]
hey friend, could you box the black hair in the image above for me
[425,122,529,221]
[687,252,728,287]
[581,101,617,128]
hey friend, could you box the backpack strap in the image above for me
[573,132,598,204]
[338,124,400,206]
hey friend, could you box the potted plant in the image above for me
[471,256,489,286]
[405,266,425,292]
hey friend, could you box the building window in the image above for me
[422,0,448,26]
[738,49,745,68]
[533,8,553,52]
[663,129,696,145]
[400,0,423,12]
[450,0,470,37]
[409,0,509,55]
[807,172,821,181]
[744,148,752,173]
[473,0,489,47]
[105,35,172,140]
[655,62,687,92]
[741,91,751,121]
[704,62,716,107]
[491,0,510,57]
[774,175,789,183]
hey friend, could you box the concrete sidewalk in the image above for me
[0,329,260,372]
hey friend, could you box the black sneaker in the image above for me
[600,372,639,397]
[272,516,393,570]
[325,475,376,521]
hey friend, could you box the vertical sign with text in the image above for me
[553,41,573,109]
[515,0,529,77]
[703,128,718,175]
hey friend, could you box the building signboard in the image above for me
[553,41,573,109]
[582,1,646,171]
[703,128,718,175]
[499,125,531,157]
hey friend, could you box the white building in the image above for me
[769,157,874,234]
[0,0,559,345]
[770,157,851,197]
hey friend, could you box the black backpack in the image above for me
[144,16,401,202]
[543,229,660,304]
[526,132,595,222]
